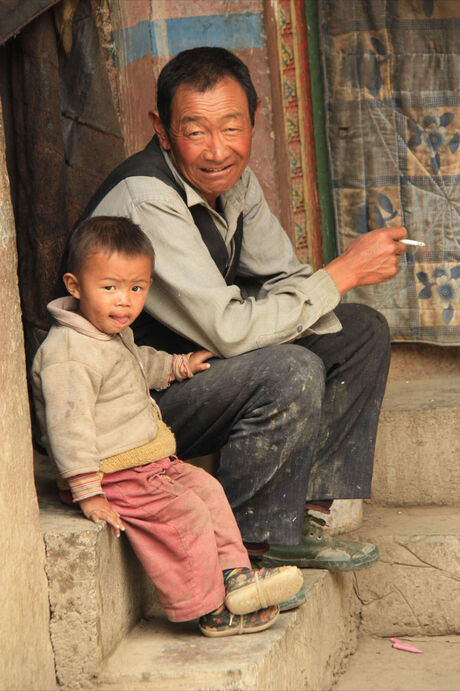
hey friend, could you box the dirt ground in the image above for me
[334,634,460,691]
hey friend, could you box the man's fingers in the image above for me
[386,226,408,241]
[394,240,408,255]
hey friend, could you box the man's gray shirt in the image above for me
[93,150,342,358]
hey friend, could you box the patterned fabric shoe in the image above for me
[199,605,280,637]
[259,514,379,571]
[224,565,303,615]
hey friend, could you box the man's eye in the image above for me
[187,130,203,138]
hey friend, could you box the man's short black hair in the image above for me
[66,216,155,276]
[157,46,259,132]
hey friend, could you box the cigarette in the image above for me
[400,239,426,247]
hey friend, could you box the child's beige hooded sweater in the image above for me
[32,297,177,480]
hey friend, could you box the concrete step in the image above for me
[333,633,460,691]
[372,376,460,505]
[93,570,358,691]
[347,504,460,637]
[35,453,359,690]
[388,343,460,381]
[35,458,158,689]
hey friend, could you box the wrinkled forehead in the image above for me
[170,76,251,122]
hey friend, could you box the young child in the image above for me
[32,216,303,637]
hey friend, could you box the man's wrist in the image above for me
[324,258,357,296]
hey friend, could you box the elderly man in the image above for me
[70,46,407,571]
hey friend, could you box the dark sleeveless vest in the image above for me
[57,136,243,352]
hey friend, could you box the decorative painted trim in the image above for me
[271,0,323,267]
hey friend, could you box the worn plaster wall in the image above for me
[0,102,56,690]
[98,0,283,221]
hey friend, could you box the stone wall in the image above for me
[0,101,56,690]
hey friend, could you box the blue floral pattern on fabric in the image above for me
[416,265,460,324]
[319,0,460,343]
[408,113,460,174]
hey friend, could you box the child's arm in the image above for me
[79,494,126,538]
[187,350,214,374]
[169,350,214,381]
[67,472,126,537]
[136,341,214,387]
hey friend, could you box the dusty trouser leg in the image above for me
[298,303,391,500]
[259,304,390,570]
[152,344,326,545]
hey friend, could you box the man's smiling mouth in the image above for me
[201,164,232,173]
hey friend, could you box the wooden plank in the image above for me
[0,0,61,44]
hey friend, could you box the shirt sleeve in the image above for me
[169,354,193,382]
[38,360,102,478]
[95,173,342,358]
[135,344,174,390]
[67,472,104,502]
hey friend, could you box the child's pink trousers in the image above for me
[101,456,251,621]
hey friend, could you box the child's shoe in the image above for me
[224,565,303,615]
[199,604,279,637]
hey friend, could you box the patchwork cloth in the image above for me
[319,0,460,344]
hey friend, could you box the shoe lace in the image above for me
[303,513,326,540]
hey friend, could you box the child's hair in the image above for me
[66,216,155,276]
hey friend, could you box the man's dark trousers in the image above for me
[151,303,390,545]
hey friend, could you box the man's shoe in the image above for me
[279,586,307,612]
[224,565,303,615]
[199,605,280,637]
[260,514,379,571]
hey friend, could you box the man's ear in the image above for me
[63,273,81,299]
[149,110,171,151]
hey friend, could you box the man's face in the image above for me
[155,76,259,208]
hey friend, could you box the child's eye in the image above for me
[132,286,142,293]
[104,285,115,291]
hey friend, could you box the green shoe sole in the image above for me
[279,586,307,612]
[259,543,379,571]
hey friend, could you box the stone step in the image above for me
[388,343,460,381]
[347,504,460,637]
[333,633,460,691]
[36,459,158,689]
[372,376,460,505]
[36,453,358,690]
[93,570,358,691]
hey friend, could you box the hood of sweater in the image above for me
[47,297,113,341]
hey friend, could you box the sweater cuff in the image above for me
[67,472,104,503]
[169,354,193,382]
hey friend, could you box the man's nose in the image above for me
[203,131,228,161]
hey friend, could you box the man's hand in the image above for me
[325,226,408,296]
[79,495,126,538]
[188,350,214,374]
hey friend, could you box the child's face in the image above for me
[64,250,153,334]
